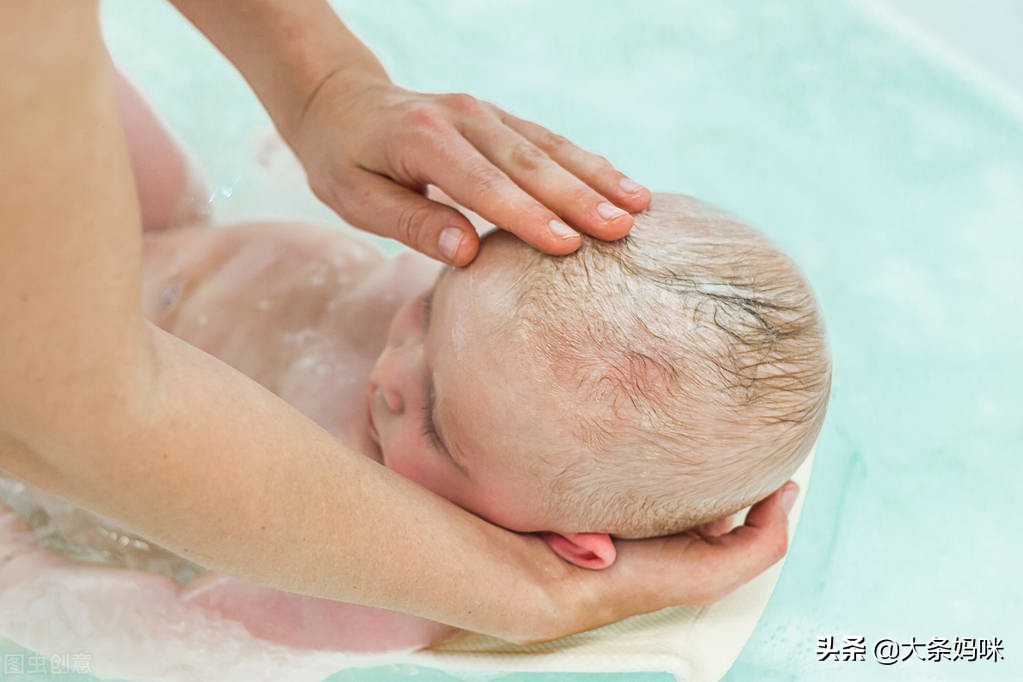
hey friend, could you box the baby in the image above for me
[117,188,828,650]
[1,80,830,653]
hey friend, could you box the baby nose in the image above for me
[372,350,406,414]
[382,388,403,413]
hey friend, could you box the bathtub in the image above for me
[2,1,1020,680]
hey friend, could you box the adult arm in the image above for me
[0,2,548,639]
[167,0,652,264]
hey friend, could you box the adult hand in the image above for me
[520,481,798,644]
[293,71,652,265]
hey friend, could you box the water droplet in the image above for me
[284,329,317,348]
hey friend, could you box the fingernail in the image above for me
[618,177,646,194]
[438,227,464,262]
[781,483,799,515]
[597,202,628,220]
[549,219,579,240]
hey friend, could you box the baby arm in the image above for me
[114,70,209,232]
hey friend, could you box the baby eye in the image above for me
[419,290,435,325]
[419,401,444,451]
[418,290,442,451]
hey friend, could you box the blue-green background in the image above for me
[3,1,1020,680]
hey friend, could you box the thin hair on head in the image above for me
[505,193,831,538]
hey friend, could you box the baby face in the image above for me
[366,234,576,533]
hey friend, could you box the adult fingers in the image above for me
[459,113,634,241]
[314,168,480,266]
[693,481,798,602]
[693,515,734,539]
[406,126,587,256]
[498,109,652,213]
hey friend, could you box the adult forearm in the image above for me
[10,323,565,640]
[168,0,389,144]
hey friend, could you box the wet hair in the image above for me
[505,193,831,538]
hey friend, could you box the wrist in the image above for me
[269,47,391,148]
[170,0,390,144]
[497,549,610,644]
[292,62,390,143]
[289,66,395,195]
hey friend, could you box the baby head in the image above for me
[368,192,830,568]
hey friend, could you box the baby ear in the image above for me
[539,532,617,570]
